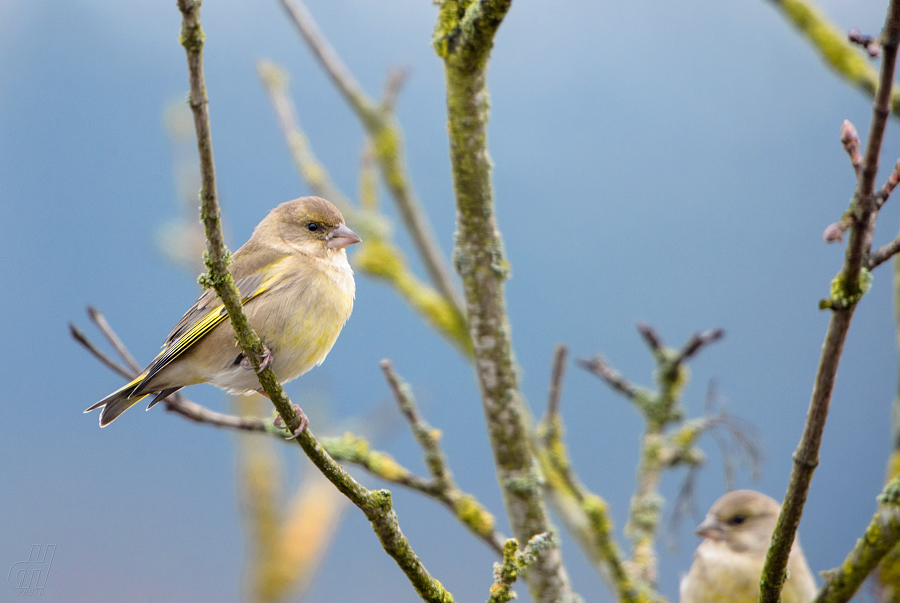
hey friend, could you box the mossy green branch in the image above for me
[814,474,900,603]
[177,3,453,601]
[534,412,655,603]
[435,1,577,601]
[488,534,557,603]
[765,0,900,116]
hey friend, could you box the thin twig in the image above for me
[87,305,141,373]
[672,328,725,365]
[69,323,133,380]
[380,359,506,554]
[176,3,453,600]
[576,356,640,400]
[868,235,900,269]
[547,345,568,417]
[381,67,408,112]
[760,3,900,602]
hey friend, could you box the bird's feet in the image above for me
[239,343,273,374]
[273,403,309,439]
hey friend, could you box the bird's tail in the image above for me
[85,376,149,427]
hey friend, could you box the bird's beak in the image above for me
[695,516,725,541]
[327,223,362,249]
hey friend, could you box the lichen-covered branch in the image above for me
[535,346,654,603]
[760,3,900,602]
[176,3,453,600]
[577,326,726,589]
[276,0,464,315]
[433,2,577,601]
[814,474,900,603]
[763,0,900,116]
[257,60,471,355]
[487,534,556,603]
[380,360,505,553]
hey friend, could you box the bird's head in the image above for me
[695,490,780,555]
[268,196,361,257]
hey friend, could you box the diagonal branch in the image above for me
[176,3,453,600]
[813,474,900,603]
[760,3,900,602]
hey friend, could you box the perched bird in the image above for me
[86,196,360,430]
[680,490,817,603]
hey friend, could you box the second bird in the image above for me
[86,196,360,428]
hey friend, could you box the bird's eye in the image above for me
[727,514,747,526]
[307,222,319,232]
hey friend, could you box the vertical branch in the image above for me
[434,3,577,602]
[760,3,900,602]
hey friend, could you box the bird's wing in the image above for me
[133,271,276,394]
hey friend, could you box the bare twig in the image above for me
[849,27,882,58]
[636,323,663,355]
[760,3,900,602]
[177,3,453,600]
[69,323,133,381]
[547,344,567,417]
[576,356,640,400]
[868,236,900,269]
[87,305,141,373]
[381,67,408,112]
[673,328,725,365]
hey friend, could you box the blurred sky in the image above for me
[1,0,898,601]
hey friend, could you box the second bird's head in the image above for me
[256,196,361,258]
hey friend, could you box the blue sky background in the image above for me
[1,0,898,601]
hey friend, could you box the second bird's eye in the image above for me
[728,515,747,526]
[307,222,319,232]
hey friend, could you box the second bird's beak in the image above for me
[327,223,362,249]
[695,516,726,541]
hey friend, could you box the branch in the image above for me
[487,535,557,603]
[257,59,472,356]
[277,0,465,315]
[763,0,900,117]
[535,346,655,603]
[578,326,725,587]
[176,3,453,600]
[433,1,577,601]
[814,474,900,603]
[760,3,900,602]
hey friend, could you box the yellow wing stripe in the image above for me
[140,275,277,386]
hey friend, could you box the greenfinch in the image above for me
[86,196,360,427]
[680,490,816,603]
